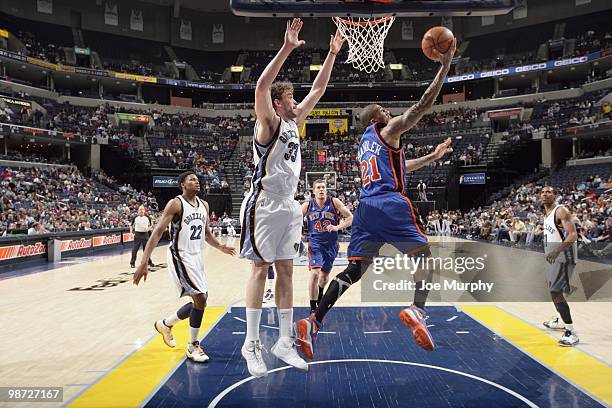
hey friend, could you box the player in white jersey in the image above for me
[134,171,236,362]
[239,18,345,377]
[540,186,579,346]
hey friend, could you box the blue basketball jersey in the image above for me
[306,197,339,244]
[358,123,407,199]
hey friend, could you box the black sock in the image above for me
[318,286,324,303]
[554,300,573,325]
[309,300,317,313]
[413,280,430,310]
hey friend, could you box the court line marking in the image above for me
[207,359,538,408]
[233,316,334,334]
[461,305,611,407]
[447,316,458,322]
[363,330,392,334]
[456,331,470,334]
[318,331,337,334]
[232,332,245,335]
[139,307,228,407]
[67,306,227,408]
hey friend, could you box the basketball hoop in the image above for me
[333,15,395,73]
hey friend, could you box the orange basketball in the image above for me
[421,26,454,61]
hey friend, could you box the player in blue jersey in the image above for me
[297,37,457,359]
[302,179,353,313]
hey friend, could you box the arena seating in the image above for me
[0,165,157,236]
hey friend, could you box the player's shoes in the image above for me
[186,341,210,363]
[271,336,308,371]
[399,306,436,351]
[263,289,274,303]
[558,330,579,347]
[295,313,320,360]
[543,317,565,331]
[154,320,176,348]
[241,340,268,377]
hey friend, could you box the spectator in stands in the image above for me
[27,221,48,235]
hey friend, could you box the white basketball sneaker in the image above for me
[154,320,176,348]
[241,340,268,377]
[186,341,210,362]
[543,317,565,331]
[271,336,308,371]
[558,330,579,347]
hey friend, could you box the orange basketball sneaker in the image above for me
[295,313,320,360]
[399,305,436,351]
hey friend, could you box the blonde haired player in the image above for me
[239,18,345,377]
[133,171,236,362]
[302,179,352,313]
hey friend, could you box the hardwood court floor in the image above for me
[0,236,610,406]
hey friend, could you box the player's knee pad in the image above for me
[334,260,367,288]
[550,291,565,304]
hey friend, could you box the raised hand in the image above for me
[284,18,305,49]
[432,137,453,160]
[329,29,345,54]
[439,37,457,67]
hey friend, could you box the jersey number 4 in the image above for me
[314,220,332,232]
[190,225,202,240]
[360,156,381,186]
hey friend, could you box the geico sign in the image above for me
[447,74,475,83]
[479,69,510,78]
[515,63,547,73]
[553,56,588,67]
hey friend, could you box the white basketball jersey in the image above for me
[543,205,577,261]
[251,117,301,197]
[170,195,208,254]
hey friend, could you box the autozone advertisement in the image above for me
[0,242,47,261]
[92,234,122,247]
[60,238,92,252]
[0,231,130,263]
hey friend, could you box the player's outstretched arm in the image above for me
[546,206,578,264]
[382,38,456,143]
[405,137,453,172]
[133,198,180,285]
[324,198,353,232]
[295,30,345,124]
[203,201,236,255]
[255,18,305,143]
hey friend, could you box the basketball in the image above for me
[421,26,454,61]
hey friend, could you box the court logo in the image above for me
[68,264,167,291]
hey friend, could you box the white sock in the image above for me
[164,313,180,328]
[565,324,574,332]
[278,308,293,339]
[245,308,262,343]
[268,279,274,290]
[189,326,199,344]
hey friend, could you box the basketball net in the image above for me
[333,15,395,73]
